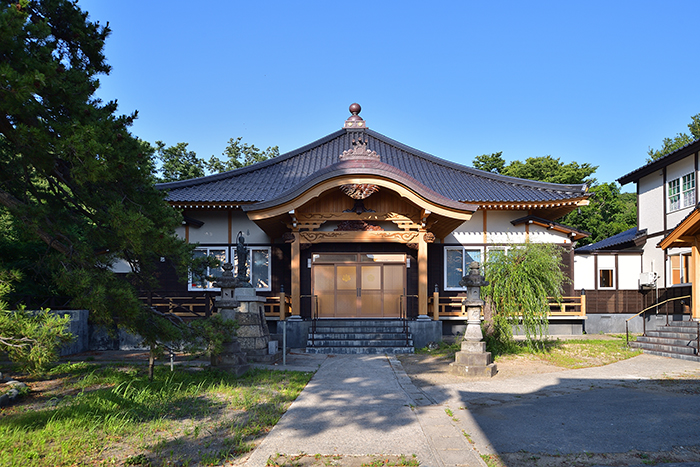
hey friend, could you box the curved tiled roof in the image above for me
[158,128,589,205]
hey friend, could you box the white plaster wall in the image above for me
[231,211,271,243]
[485,210,527,243]
[183,210,270,244]
[665,156,695,183]
[574,255,595,290]
[618,255,642,290]
[187,211,230,243]
[668,207,695,231]
[637,173,664,235]
[642,242,665,286]
[528,225,572,244]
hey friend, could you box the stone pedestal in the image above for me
[234,287,279,364]
[449,339,497,377]
[213,296,250,376]
[449,262,497,378]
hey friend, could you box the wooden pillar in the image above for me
[692,239,700,320]
[279,289,287,320]
[291,233,301,317]
[418,232,428,317]
[432,286,440,321]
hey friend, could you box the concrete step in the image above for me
[636,336,699,347]
[645,330,698,339]
[312,326,407,333]
[309,332,409,340]
[306,346,414,355]
[307,339,414,347]
[639,349,700,363]
[630,341,698,355]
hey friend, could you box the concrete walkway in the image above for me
[245,354,484,467]
[245,353,700,467]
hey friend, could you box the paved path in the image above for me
[245,354,483,467]
[245,353,700,467]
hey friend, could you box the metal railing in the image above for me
[625,295,691,346]
[399,295,416,345]
[302,294,319,346]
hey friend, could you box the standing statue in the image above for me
[236,231,252,287]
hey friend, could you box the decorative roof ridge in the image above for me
[618,137,700,186]
[363,129,589,196]
[156,129,348,190]
[242,158,478,213]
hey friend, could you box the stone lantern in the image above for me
[449,261,497,377]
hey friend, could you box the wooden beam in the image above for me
[418,232,428,318]
[693,239,700,320]
[299,231,421,244]
[291,233,300,317]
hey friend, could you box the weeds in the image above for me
[0,363,312,466]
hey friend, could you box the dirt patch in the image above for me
[396,353,562,387]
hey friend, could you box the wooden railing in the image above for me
[140,292,217,319]
[140,291,292,320]
[428,293,587,320]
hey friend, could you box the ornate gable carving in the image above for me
[339,137,380,161]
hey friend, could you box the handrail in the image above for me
[300,294,318,346]
[626,294,691,346]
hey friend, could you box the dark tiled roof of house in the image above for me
[158,128,589,205]
[618,138,700,186]
[575,227,641,252]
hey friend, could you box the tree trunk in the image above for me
[148,347,155,381]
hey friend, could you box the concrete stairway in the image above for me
[630,320,700,362]
[306,319,414,354]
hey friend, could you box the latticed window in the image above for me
[668,178,681,211]
[682,173,695,208]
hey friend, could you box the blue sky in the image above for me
[78,0,700,190]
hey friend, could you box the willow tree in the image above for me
[482,242,568,350]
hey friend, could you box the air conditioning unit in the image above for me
[639,272,657,288]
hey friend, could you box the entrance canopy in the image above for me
[658,205,700,319]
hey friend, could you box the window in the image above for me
[598,269,614,288]
[190,248,227,290]
[669,252,691,285]
[444,247,482,290]
[234,247,271,291]
[683,173,696,207]
[668,173,695,211]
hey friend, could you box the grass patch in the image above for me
[0,362,312,466]
[419,334,641,369]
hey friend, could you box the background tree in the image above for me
[473,152,597,185]
[207,137,279,173]
[0,0,193,339]
[153,137,279,182]
[482,242,568,351]
[647,113,700,162]
[155,141,205,182]
[472,152,636,246]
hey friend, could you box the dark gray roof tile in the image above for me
[158,128,589,205]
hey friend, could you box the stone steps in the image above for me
[306,319,414,355]
[630,320,699,362]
